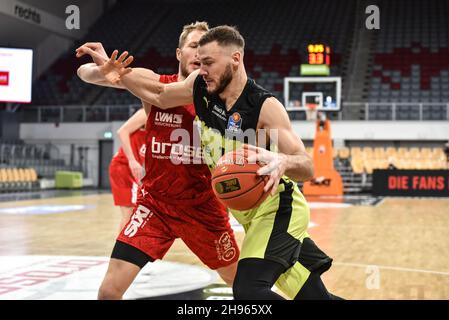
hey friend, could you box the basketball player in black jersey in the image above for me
[97,25,342,300]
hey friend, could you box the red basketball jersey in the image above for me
[113,128,146,165]
[142,74,213,204]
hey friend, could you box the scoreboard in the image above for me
[301,43,331,76]
[307,43,330,65]
[288,44,339,111]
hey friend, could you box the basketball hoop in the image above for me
[305,103,318,121]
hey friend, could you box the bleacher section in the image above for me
[27,0,449,123]
[367,0,449,119]
[32,0,356,108]
[32,1,171,107]
[130,0,354,102]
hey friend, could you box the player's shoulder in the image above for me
[247,78,272,95]
[246,78,274,107]
[259,96,290,129]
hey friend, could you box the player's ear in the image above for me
[176,48,182,62]
[231,50,241,67]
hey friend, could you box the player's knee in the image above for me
[232,279,252,300]
[98,282,123,300]
[233,278,270,300]
[293,272,334,300]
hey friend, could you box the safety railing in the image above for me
[18,102,449,122]
[342,102,449,121]
[19,105,140,123]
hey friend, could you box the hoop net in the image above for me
[305,103,318,121]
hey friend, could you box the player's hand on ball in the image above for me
[99,50,134,84]
[129,159,144,185]
[244,144,287,196]
[75,42,109,66]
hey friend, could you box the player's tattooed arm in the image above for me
[99,50,196,108]
[247,97,314,194]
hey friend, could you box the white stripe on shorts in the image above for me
[131,182,138,204]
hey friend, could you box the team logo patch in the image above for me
[154,112,183,128]
[215,232,237,262]
[226,112,243,133]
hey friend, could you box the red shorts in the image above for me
[109,161,138,207]
[115,187,239,270]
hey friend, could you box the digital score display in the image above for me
[307,44,330,66]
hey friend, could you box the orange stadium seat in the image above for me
[338,147,350,159]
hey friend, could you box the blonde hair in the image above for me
[178,21,209,48]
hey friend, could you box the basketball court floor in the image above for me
[0,190,448,300]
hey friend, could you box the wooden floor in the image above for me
[1,192,449,299]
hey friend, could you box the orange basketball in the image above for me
[211,149,269,211]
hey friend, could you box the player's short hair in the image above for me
[198,25,245,50]
[178,21,209,48]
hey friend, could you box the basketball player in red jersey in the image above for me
[76,22,239,299]
[109,107,147,233]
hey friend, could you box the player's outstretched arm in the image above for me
[246,97,314,194]
[117,108,147,183]
[101,50,196,109]
[77,63,160,89]
[77,63,124,88]
[76,43,159,88]
[76,42,122,88]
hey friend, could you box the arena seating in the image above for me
[28,0,449,123]
[32,0,356,107]
[0,140,81,182]
[0,167,39,193]
[368,0,449,111]
[32,1,170,106]
[337,146,448,174]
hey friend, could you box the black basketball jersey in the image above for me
[193,75,273,169]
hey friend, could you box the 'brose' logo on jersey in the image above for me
[155,112,183,127]
[151,137,203,163]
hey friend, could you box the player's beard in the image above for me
[211,64,233,95]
